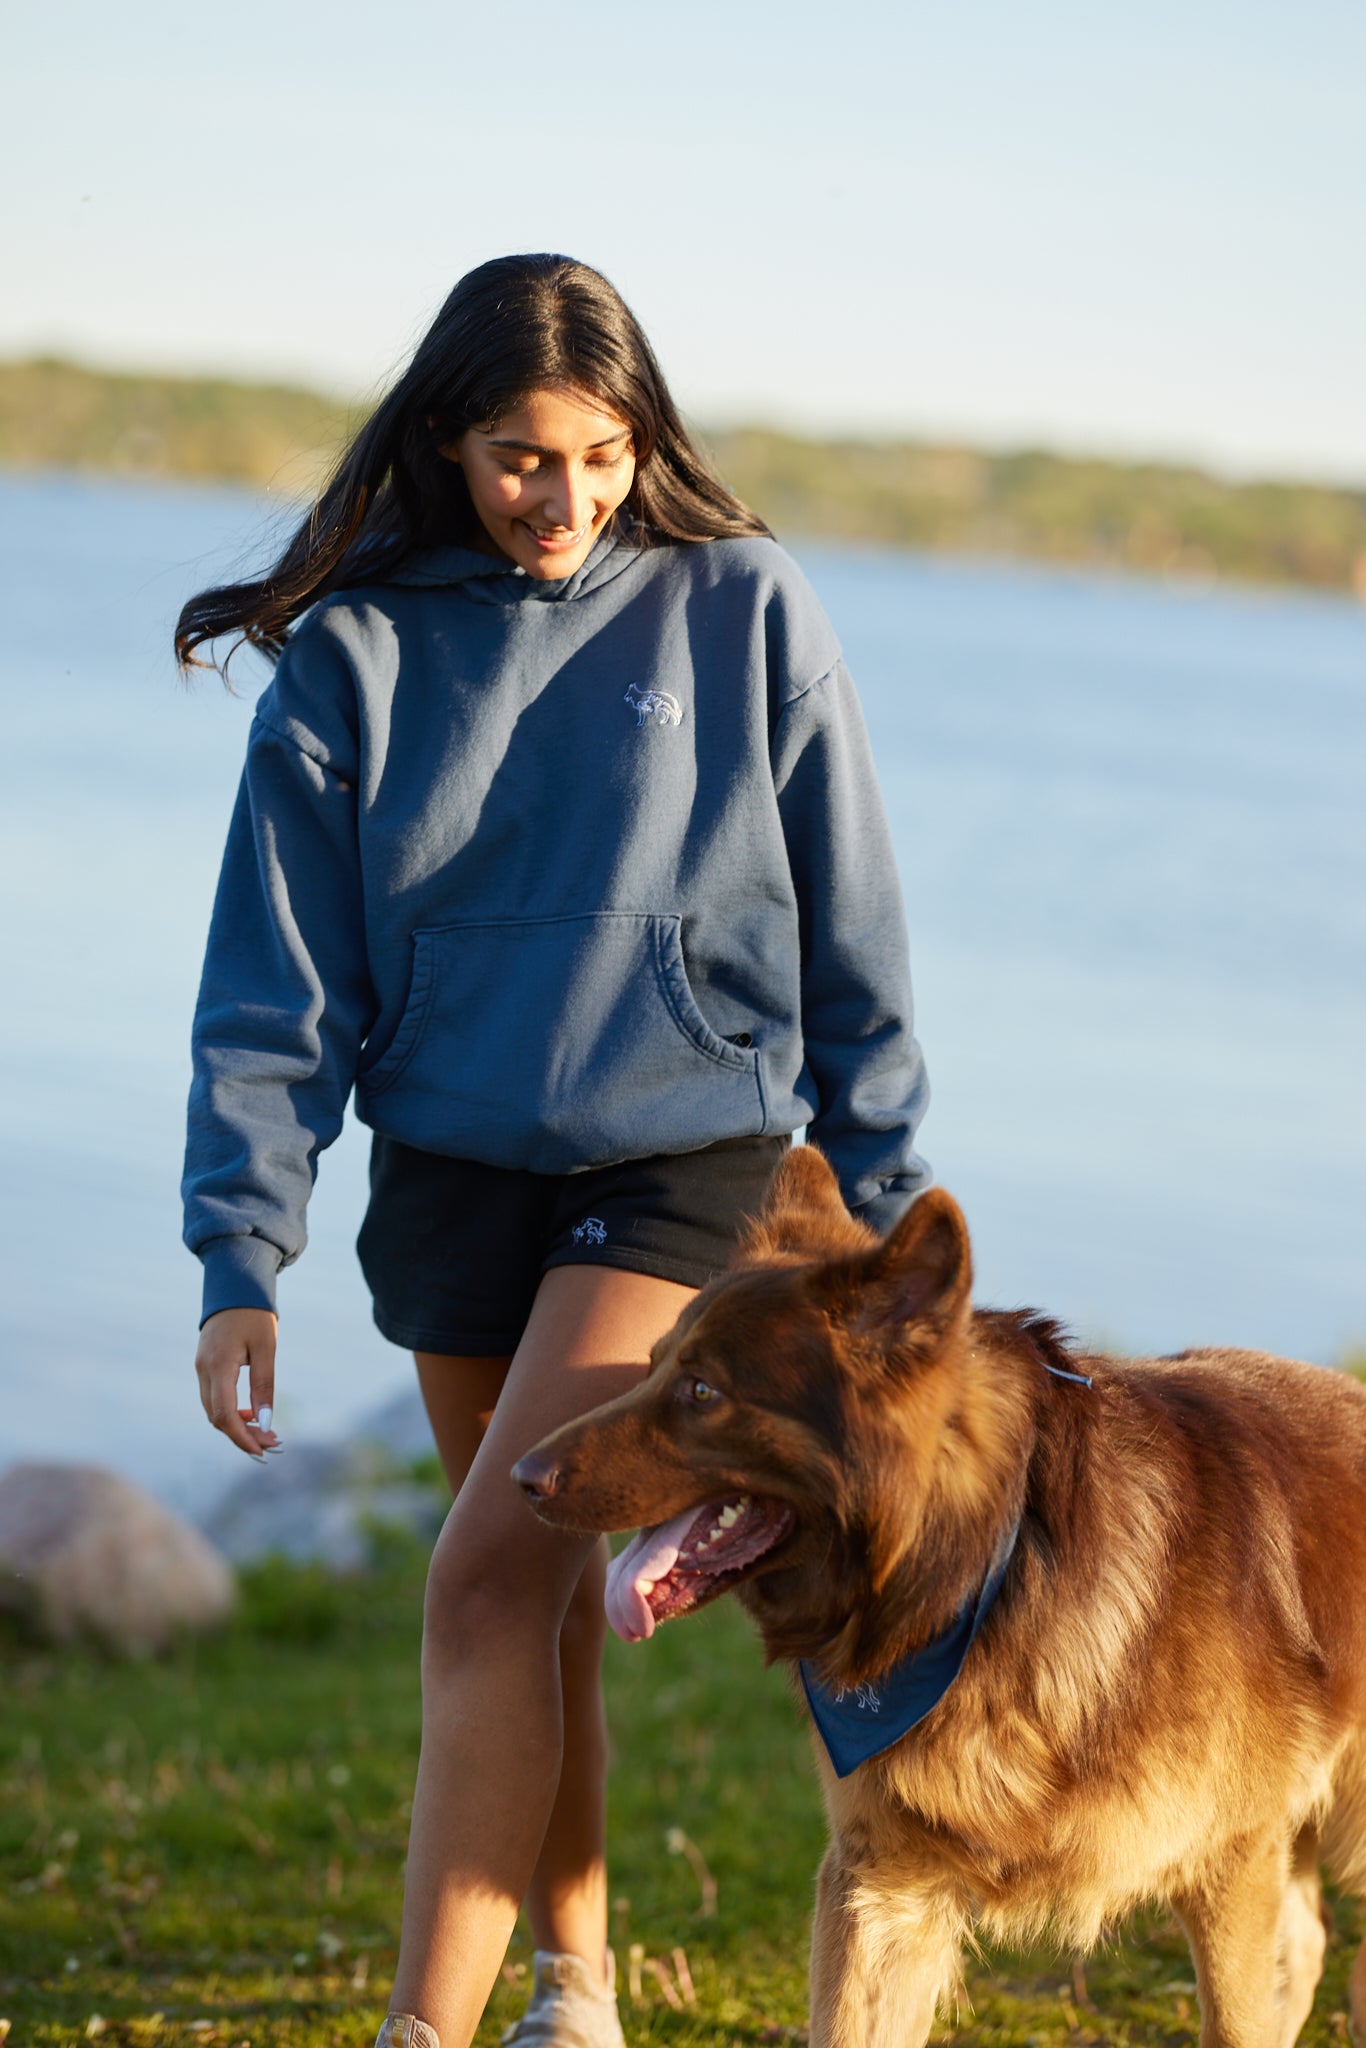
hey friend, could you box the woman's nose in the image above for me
[541,464,589,533]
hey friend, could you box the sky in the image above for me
[4,0,1365,481]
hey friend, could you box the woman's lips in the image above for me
[521,520,592,552]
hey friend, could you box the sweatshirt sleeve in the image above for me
[771,659,932,1234]
[182,639,376,1322]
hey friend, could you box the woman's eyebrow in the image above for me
[485,431,630,455]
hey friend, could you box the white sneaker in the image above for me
[375,2017,440,2048]
[501,1949,626,2048]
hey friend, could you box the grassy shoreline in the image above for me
[4,1543,1363,2045]
[5,357,1365,599]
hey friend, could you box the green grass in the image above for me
[2,1549,1362,2046]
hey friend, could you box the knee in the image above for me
[420,1523,564,1678]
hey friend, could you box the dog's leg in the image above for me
[1174,1831,1291,2048]
[1351,1937,1366,2046]
[1276,1826,1326,2048]
[808,1847,963,2048]
[1324,1742,1366,2043]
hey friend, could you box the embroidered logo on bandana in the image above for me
[624,683,683,729]
[834,1680,883,1713]
[571,1217,608,1246]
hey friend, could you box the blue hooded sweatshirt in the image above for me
[184,529,930,1321]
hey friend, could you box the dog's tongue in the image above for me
[604,1507,702,1643]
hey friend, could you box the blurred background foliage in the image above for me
[6,357,1365,597]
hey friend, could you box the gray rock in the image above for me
[0,1462,236,1655]
[354,1384,437,1465]
[202,1436,445,1571]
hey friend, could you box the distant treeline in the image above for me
[5,356,1365,597]
[709,429,1366,597]
[0,357,357,501]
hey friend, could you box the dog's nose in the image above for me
[512,1450,563,1501]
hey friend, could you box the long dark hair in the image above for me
[176,253,768,670]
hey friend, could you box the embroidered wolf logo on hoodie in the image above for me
[625,682,683,728]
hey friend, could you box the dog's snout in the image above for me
[512,1449,563,1502]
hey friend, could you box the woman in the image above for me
[178,253,930,2047]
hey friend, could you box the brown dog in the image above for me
[515,1146,1366,2048]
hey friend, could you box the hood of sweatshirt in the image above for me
[384,526,641,605]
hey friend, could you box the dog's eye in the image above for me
[689,1378,719,1406]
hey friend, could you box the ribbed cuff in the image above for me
[852,1182,921,1240]
[198,1235,284,1324]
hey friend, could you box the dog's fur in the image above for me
[517,1148,1366,2048]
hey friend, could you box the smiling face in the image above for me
[441,384,636,581]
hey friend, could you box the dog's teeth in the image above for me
[706,1524,724,1544]
[718,1504,741,1528]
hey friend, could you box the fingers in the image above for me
[195,1308,282,1459]
[247,1327,278,1447]
[238,1408,284,1455]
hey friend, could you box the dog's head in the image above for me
[515,1149,1014,1676]
[509,1155,1015,1679]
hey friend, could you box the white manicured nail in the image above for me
[256,1405,273,1432]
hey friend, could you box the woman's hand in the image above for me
[196,1307,282,1458]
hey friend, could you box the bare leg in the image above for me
[388,1265,696,2044]
[414,1352,612,1974]
[523,1537,611,1967]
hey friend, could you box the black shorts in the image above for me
[357,1134,791,1356]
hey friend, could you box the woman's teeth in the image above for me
[526,522,588,542]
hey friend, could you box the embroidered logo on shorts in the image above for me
[572,1216,608,1246]
[624,682,683,728]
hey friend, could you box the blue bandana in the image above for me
[799,1516,1021,1779]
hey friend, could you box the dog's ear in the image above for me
[840,1188,973,1351]
[737,1144,874,1262]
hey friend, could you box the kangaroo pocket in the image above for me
[356,913,764,1173]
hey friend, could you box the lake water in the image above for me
[2,470,1363,1509]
